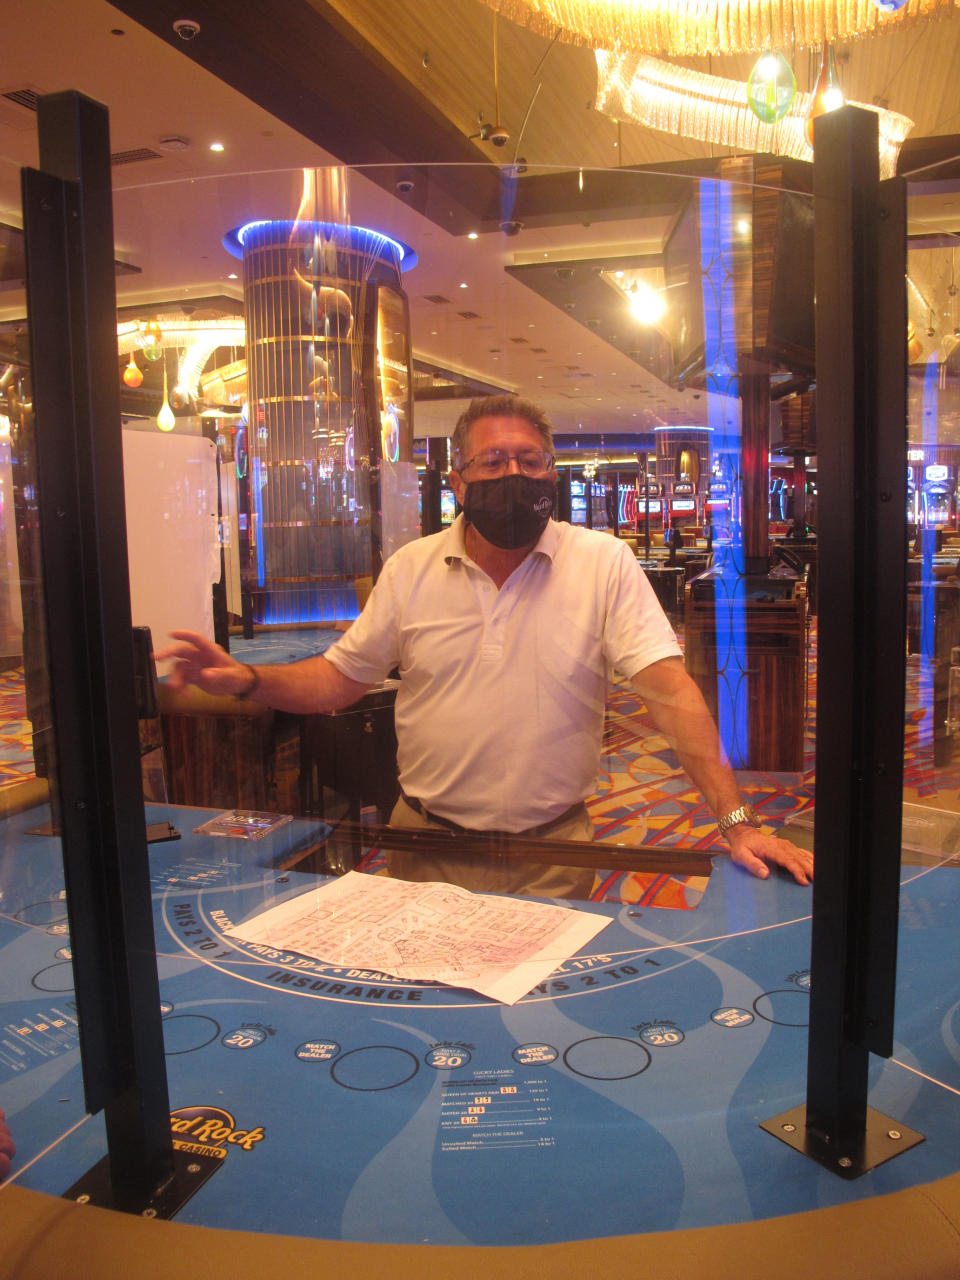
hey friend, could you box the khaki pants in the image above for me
[384,795,597,899]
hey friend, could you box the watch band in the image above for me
[235,663,260,700]
[717,804,761,836]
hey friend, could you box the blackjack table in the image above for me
[2,800,960,1277]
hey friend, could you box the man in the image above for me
[159,395,812,895]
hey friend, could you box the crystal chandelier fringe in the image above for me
[594,48,913,175]
[481,0,954,56]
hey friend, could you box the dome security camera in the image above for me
[395,179,414,193]
[488,127,510,147]
[173,18,201,39]
[499,220,524,236]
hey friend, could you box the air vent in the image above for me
[531,347,547,354]
[509,337,528,344]
[423,294,450,305]
[110,146,164,166]
[2,88,39,111]
[457,310,480,320]
[0,86,43,132]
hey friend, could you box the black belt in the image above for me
[398,790,586,839]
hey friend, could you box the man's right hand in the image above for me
[153,630,252,698]
[0,1108,15,1180]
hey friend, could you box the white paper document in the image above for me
[224,871,611,1004]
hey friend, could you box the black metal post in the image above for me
[556,466,572,524]
[22,91,216,1213]
[421,466,443,535]
[761,107,919,1176]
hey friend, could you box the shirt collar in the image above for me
[444,513,560,565]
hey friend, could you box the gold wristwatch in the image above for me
[717,804,761,837]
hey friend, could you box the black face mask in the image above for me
[462,473,556,550]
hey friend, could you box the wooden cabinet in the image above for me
[684,580,808,771]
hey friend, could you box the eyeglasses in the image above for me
[457,448,555,478]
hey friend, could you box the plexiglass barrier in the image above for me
[1,157,959,1246]
[0,358,94,1188]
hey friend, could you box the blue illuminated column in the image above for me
[698,178,749,767]
[919,355,939,667]
[223,220,415,625]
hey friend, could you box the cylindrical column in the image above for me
[226,220,412,624]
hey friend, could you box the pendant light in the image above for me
[805,44,844,147]
[157,360,176,432]
[122,350,143,388]
[747,49,796,124]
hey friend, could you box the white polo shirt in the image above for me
[324,516,681,832]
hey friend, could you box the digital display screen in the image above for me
[671,499,696,512]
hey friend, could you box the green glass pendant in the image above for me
[747,50,797,124]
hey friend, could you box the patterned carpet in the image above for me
[0,666,38,788]
[2,622,955,907]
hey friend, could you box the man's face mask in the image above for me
[462,473,556,550]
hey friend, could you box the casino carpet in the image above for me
[0,666,37,788]
[2,623,957,906]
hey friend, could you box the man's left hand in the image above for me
[724,827,813,886]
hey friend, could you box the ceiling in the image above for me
[1,0,959,442]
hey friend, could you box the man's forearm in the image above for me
[240,654,371,714]
[631,658,814,885]
[630,657,743,821]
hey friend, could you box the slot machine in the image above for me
[669,480,698,530]
[570,478,588,526]
[705,479,732,536]
[617,481,639,532]
[922,464,955,532]
[636,481,664,533]
[591,480,611,530]
[906,464,918,532]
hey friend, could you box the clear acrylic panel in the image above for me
[0,349,94,1189]
[901,185,960,864]
[6,156,959,1249]
[108,160,818,906]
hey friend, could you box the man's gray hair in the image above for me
[450,395,554,470]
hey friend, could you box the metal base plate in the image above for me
[760,1104,924,1179]
[63,1147,222,1218]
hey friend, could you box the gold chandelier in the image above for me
[478,0,954,57]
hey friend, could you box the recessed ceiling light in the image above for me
[227,272,238,280]
[459,282,468,288]
[468,232,478,240]
[210,141,225,152]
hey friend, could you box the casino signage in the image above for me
[169,1105,266,1160]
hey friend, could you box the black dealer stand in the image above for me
[760,107,923,1175]
[22,92,219,1215]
